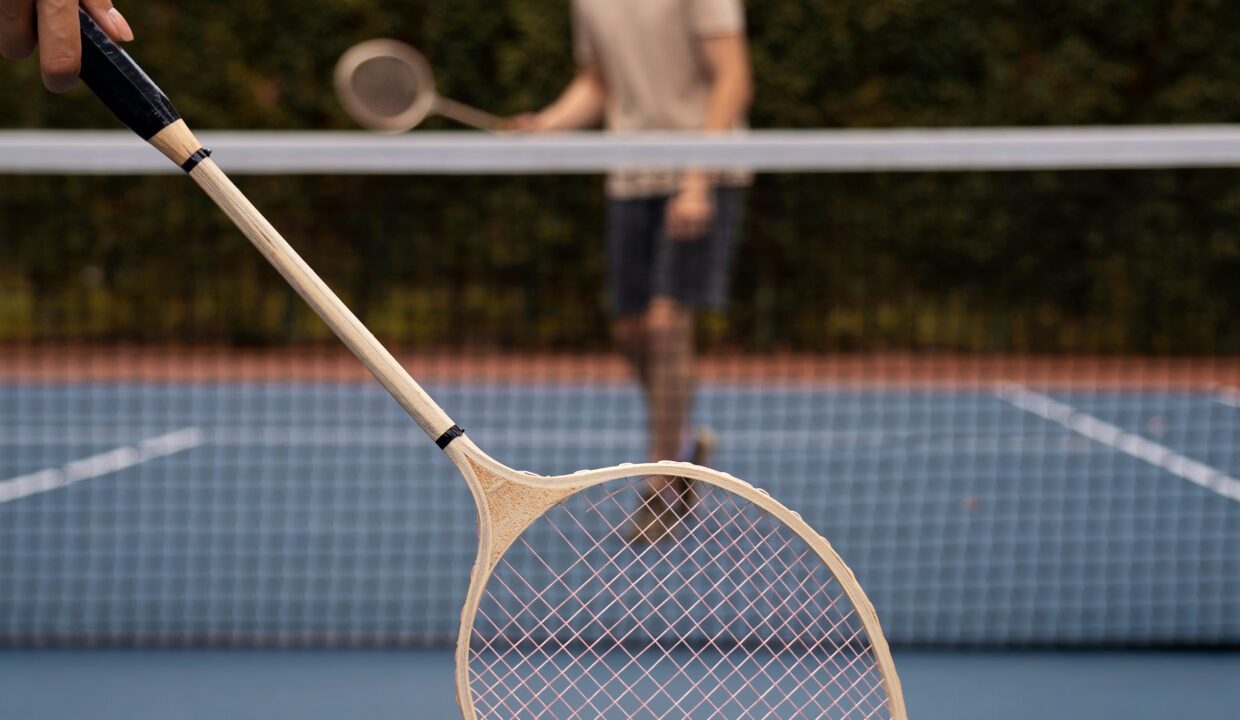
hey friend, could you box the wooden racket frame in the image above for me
[152,117,906,720]
[79,12,906,712]
[334,38,502,132]
[452,450,908,720]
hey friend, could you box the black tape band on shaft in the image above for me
[180,148,212,172]
[435,425,465,449]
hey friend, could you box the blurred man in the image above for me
[0,0,134,92]
[511,0,752,542]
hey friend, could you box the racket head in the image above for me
[447,442,906,720]
[334,38,437,133]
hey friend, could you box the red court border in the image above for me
[2,345,1238,389]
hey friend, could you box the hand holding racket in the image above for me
[334,38,502,132]
[76,11,905,718]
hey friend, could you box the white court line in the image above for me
[0,425,958,451]
[0,428,203,504]
[1217,386,1240,409]
[998,383,1240,502]
[0,424,1086,454]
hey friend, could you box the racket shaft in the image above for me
[186,158,458,441]
[75,11,457,444]
[433,97,503,132]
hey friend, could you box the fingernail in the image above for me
[108,8,135,42]
[44,71,79,94]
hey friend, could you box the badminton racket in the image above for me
[334,38,502,132]
[76,10,905,719]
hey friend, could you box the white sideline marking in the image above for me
[0,428,203,504]
[0,425,1046,453]
[1217,386,1240,409]
[998,383,1240,502]
[0,424,1108,457]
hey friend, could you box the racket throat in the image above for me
[463,458,575,572]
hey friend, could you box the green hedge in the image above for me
[2,1,1239,353]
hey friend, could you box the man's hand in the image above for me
[504,65,606,133]
[504,112,543,133]
[666,176,714,240]
[0,0,133,93]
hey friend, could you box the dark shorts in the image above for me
[606,187,744,316]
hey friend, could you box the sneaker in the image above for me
[675,425,716,513]
[689,426,717,467]
[626,427,716,545]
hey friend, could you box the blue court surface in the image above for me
[2,379,1238,717]
[1,648,1237,719]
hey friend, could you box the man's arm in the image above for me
[698,33,753,133]
[0,0,133,93]
[667,32,752,240]
[508,63,606,132]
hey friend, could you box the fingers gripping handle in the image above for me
[75,8,462,447]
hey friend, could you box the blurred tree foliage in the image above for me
[1,0,1239,353]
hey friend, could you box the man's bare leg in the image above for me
[615,296,696,542]
[644,295,695,487]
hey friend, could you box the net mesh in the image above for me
[1,130,1238,648]
[468,476,891,720]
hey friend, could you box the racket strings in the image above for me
[468,477,892,719]
[351,56,422,118]
[473,529,880,717]
[478,490,877,713]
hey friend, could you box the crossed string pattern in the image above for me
[353,56,420,116]
[468,477,892,719]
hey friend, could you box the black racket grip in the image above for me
[77,7,180,139]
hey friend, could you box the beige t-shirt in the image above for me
[572,0,750,198]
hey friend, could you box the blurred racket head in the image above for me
[334,38,437,133]
[449,448,907,720]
